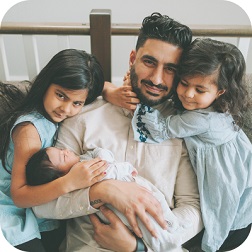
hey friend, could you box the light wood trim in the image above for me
[0,22,90,35]
[1,23,251,37]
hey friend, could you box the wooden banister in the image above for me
[90,9,111,82]
[0,9,251,81]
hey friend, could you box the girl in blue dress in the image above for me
[0,49,107,251]
[132,38,252,252]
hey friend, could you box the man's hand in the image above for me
[89,206,137,252]
[90,180,167,238]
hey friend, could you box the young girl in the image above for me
[132,38,252,252]
[0,49,107,252]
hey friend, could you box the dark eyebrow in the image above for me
[164,63,178,69]
[182,80,210,91]
[55,89,69,99]
[141,55,158,63]
[196,85,210,90]
[142,55,178,69]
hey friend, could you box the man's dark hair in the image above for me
[136,12,192,51]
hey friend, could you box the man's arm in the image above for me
[33,188,99,219]
[172,142,203,243]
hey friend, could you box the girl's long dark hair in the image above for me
[0,49,104,171]
[175,38,249,126]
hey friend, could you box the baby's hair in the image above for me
[26,148,63,186]
[177,38,249,126]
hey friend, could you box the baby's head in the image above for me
[26,147,79,185]
[175,38,248,124]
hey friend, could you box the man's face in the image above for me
[130,39,182,106]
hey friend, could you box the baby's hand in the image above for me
[64,157,108,191]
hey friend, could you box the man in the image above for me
[33,13,203,251]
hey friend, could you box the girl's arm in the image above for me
[137,108,210,142]
[102,80,139,111]
[11,123,107,208]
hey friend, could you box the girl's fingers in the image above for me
[88,158,106,170]
[126,92,138,98]
[91,171,107,183]
[128,97,140,104]
[91,162,107,176]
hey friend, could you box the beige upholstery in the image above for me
[0,80,31,117]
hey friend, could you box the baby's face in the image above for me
[46,147,80,174]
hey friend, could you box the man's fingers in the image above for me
[89,213,102,228]
[146,203,168,231]
[137,212,158,238]
[99,205,121,223]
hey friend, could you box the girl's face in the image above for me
[176,75,225,110]
[46,147,80,174]
[43,84,88,123]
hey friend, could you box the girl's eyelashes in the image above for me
[180,80,188,87]
[180,81,206,94]
[196,89,205,94]
[73,101,85,107]
[56,92,65,100]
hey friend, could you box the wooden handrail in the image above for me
[0,9,251,82]
[111,24,252,37]
[0,22,90,35]
[1,23,251,37]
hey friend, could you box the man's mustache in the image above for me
[141,80,168,91]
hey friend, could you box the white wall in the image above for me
[1,0,251,83]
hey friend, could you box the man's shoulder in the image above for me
[83,96,108,111]
[82,96,123,112]
[65,97,125,124]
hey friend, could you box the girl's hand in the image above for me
[89,206,137,252]
[89,180,167,238]
[63,158,107,192]
[102,81,140,111]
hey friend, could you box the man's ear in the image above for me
[129,50,136,68]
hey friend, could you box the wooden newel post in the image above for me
[90,9,111,82]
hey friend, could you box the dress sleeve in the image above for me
[135,108,210,143]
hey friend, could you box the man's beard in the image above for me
[130,66,172,107]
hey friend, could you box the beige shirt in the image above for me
[33,97,203,252]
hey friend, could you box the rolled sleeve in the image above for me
[33,187,99,219]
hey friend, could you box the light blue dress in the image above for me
[132,104,252,252]
[0,112,59,246]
